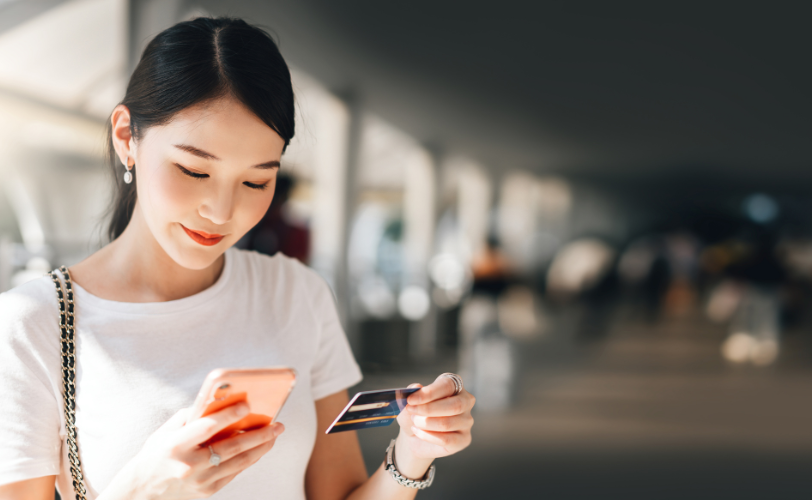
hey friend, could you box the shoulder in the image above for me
[229,248,327,292]
[227,249,338,320]
[0,275,61,369]
[0,275,59,333]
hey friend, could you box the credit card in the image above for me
[325,387,420,434]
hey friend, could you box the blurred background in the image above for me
[2,1,812,498]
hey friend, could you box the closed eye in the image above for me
[176,163,270,190]
[175,163,208,179]
[244,181,269,191]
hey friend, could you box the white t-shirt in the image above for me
[0,248,363,499]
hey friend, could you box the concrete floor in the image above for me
[355,305,812,499]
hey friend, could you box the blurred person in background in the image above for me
[470,235,512,297]
[0,17,475,500]
[660,232,700,317]
[546,237,618,340]
[460,235,516,410]
[618,231,700,321]
[702,217,787,366]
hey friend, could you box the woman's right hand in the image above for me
[101,402,284,500]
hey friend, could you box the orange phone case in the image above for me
[188,367,297,445]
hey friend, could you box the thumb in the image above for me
[399,384,422,433]
[397,405,415,435]
[406,383,423,406]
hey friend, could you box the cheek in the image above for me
[233,176,277,232]
[235,190,274,231]
[140,165,200,222]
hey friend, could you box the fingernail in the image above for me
[411,426,421,435]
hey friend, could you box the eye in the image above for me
[175,162,269,190]
[243,181,269,191]
[175,163,208,179]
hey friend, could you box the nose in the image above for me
[198,183,235,226]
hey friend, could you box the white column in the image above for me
[403,147,437,358]
[402,147,435,287]
[309,94,351,291]
[449,157,492,263]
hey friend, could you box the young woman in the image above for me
[0,17,475,500]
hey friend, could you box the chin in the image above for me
[156,223,235,270]
[163,240,228,270]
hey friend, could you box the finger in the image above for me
[400,383,422,430]
[205,435,277,482]
[200,423,284,463]
[407,375,457,405]
[410,427,468,450]
[176,402,250,445]
[411,414,473,433]
[403,383,422,409]
[161,408,192,431]
[210,471,240,494]
[407,395,472,417]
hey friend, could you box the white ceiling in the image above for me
[0,0,126,119]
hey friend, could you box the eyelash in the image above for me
[175,163,269,191]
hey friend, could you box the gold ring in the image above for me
[440,372,464,396]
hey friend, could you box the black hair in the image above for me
[106,17,295,241]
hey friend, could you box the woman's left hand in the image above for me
[394,373,475,475]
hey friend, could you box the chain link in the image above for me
[384,439,435,489]
[50,267,88,500]
[385,464,435,490]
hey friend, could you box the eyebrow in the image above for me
[173,144,280,169]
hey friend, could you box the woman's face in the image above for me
[129,97,285,270]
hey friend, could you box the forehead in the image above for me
[143,97,285,160]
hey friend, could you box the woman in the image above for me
[0,17,475,500]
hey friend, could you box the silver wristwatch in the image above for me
[384,439,436,489]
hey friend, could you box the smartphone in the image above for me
[188,367,297,444]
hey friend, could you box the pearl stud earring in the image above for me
[124,158,133,184]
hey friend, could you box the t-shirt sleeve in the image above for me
[304,269,363,401]
[0,285,63,485]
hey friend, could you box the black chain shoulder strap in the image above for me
[49,266,88,500]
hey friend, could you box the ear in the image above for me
[111,104,135,166]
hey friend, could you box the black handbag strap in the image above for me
[49,267,88,500]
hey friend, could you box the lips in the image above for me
[181,225,225,246]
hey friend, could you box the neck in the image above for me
[70,204,225,303]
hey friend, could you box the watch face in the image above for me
[326,387,420,434]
